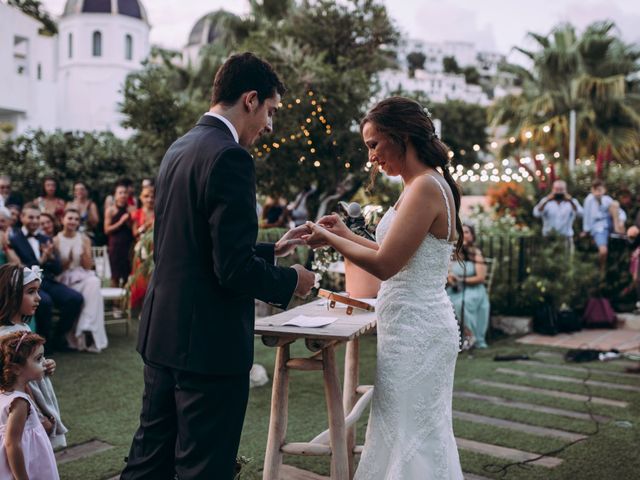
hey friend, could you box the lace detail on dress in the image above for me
[354,189,462,479]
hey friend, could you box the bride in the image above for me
[303,97,464,479]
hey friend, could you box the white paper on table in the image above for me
[282,315,338,328]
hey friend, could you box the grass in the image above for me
[52,325,640,479]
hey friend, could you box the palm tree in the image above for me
[491,21,640,175]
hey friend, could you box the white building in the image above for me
[0,0,150,138]
[402,39,481,72]
[379,69,490,106]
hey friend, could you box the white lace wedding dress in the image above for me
[354,178,463,479]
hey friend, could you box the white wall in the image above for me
[0,2,58,135]
[57,13,150,136]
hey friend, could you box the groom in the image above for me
[122,52,316,480]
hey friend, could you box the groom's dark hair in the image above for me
[211,52,286,106]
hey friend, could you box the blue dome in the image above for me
[63,0,148,23]
[188,10,239,46]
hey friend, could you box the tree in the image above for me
[432,100,488,167]
[240,0,399,214]
[122,0,399,217]
[462,66,480,85]
[0,130,153,203]
[8,0,57,36]
[121,60,208,163]
[491,21,640,174]
[442,56,460,74]
[406,51,426,78]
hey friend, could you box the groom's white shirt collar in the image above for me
[204,112,239,144]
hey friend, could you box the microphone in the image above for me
[339,201,362,219]
[339,201,375,240]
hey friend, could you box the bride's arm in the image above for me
[310,177,440,280]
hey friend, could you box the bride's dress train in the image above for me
[354,178,463,479]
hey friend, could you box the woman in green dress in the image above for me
[447,224,490,348]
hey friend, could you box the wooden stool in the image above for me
[256,299,377,480]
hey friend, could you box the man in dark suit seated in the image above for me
[8,203,83,352]
[122,53,317,480]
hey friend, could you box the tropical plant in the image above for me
[491,21,640,176]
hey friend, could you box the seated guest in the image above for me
[66,182,100,240]
[7,204,21,228]
[447,224,490,349]
[54,208,107,352]
[0,264,69,448]
[33,176,66,225]
[104,182,135,287]
[7,203,83,352]
[39,212,57,238]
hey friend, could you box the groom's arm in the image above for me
[206,147,297,308]
[255,243,275,265]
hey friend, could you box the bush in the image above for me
[0,129,154,204]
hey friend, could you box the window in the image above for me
[13,36,28,75]
[68,32,73,58]
[125,34,133,60]
[37,63,42,80]
[92,31,102,57]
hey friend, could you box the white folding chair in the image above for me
[91,246,131,335]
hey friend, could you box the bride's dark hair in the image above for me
[360,96,463,253]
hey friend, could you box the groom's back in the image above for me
[137,115,255,374]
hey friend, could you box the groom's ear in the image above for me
[243,91,260,113]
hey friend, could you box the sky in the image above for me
[38,0,640,60]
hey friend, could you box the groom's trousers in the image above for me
[121,361,250,480]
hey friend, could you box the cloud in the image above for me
[393,1,498,51]
[557,1,640,44]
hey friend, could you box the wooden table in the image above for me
[256,298,377,480]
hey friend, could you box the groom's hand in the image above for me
[275,225,311,257]
[291,264,315,298]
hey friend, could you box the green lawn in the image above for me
[53,325,640,479]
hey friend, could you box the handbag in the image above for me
[532,303,558,335]
[582,297,617,329]
[557,307,582,333]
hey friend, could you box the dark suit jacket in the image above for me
[137,115,298,375]
[9,228,62,279]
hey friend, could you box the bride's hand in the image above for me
[317,214,351,238]
[301,221,332,249]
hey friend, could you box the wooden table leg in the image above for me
[343,339,359,478]
[323,344,349,480]
[263,343,290,480]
